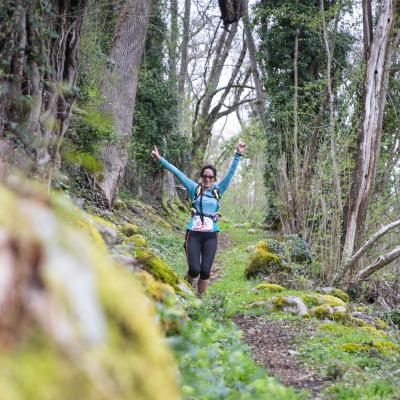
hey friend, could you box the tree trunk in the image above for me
[243,0,267,131]
[341,0,396,271]
[97,0,152,208]
[0,0,87,182]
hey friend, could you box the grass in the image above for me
[133,204,400,399]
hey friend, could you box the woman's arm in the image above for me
[151,146,197,196]
[217,140,246,195]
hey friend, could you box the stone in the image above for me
[316,287,350,303]
[266,296,308,317]
[248,229,256,234]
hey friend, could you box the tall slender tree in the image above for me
[97,0,152,208]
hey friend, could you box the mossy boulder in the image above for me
[255,283,286,292]
[0,178,179,400]
[120,223,140,237]
[301,293,346,308]
[124,234,147,248]
[245,241,284,278]
[266,296,308,316]
[310,305,349,321]
[135,249,193,297]
[309,304,334,320]
[86,213,119,246]
[339,341,397,354]
[316,287,349,303]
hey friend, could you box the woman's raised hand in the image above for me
[151,145,161,161]
[236,139,246,155]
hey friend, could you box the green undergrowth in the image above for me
[299,323,400,399]
[119,201,400,399]
[169,308,302,400]
[206,223,400,399]
[125,205,299,398]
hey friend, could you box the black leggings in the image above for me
[184,230,218,280]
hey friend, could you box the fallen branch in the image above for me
[334,217,400,284]
[350,245,400,285]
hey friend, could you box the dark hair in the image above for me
[200,164,217,178]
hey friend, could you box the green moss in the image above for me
[124,234,147,248]
[310,304,333,320]
[135,249,191,297]
[349,317,369,327]
[302,293,345,308]
[375,319,389,330]
[0,181,180,400]
[330,288,350,303]
[332,309,348,322]
[339,341,397,354]
[134,270,176,301]
[120,223,140,237]
[245,246,282,278]
[256,283,286,292]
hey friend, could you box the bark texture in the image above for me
[0,0,87,180]
[98,0,152,208]
[341,0,396,271]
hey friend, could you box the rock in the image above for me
[177,282,195,297]
[256,283,286,292]
[0,178,180,399]
[134,249,193,297]
[309,304,334,320]
[301,293,345,308]
[234,223,246,228]
[248,229,256,234]
[266,296,308,317]
[245,241,285,278]
[75,197,85,208]
[316,287,350,303]
[246,244,256,253]
[124,234,147,248]
[111,254,142,271]
[120,222,140,237]
[88,214,119,246]
[288,349,300,356]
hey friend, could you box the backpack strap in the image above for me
[191,185,221,224]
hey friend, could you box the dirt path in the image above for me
[234,315,331,399]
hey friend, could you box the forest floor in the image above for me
[130,202,400,400]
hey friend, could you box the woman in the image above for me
[151,140,246,295]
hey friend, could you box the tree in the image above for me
[339,0,396,279]
[0,0,88,183]
[96,0,152,208]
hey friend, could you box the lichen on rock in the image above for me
[301,293,345,308]
[245,241,284,278]
[316,287,349,303]
[135,249,193,297]
[266,296,308,317]
[0,179,180,400]
[120,223,140,237]
[255,283,286,292]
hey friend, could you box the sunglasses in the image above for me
[202,175,215,180]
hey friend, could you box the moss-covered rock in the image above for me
[135,249,193,297]
[316,287,350,303]
[124,234,147,248]
[0,179,179,400]
[301,293,345,308]
[266,296,308,316]
[120,223,140,237]
[339,341,397,354]
[245,242,283,278]
[309,305,334,320]
[255,283,286,292]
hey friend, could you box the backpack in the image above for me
[191,184,220,224]
[218,0,245,27]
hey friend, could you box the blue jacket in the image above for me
[159,153,241,232]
